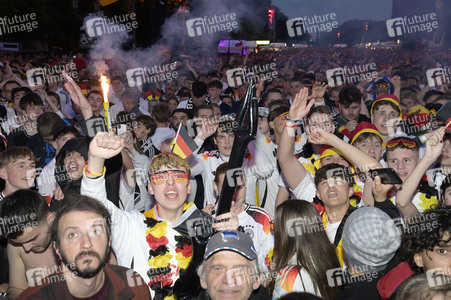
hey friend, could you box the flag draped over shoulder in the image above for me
[170,124,197,159]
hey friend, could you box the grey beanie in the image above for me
[342,207,401,273]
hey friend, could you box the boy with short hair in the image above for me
[7,93,44,148]
[81,133,238,298]
[150,102,175,151]
[28,112,66,169]
[393,131,444,216]
[133,114,159,158]
[370,94,402,142]
[378,207,451,299]
[0,148,37,297]
[0,146,36,199]
[335,85,370,133]
[207,80,232,115]
[0,190,57,298]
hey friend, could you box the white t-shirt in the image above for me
[150,127,175,151]
[37,158,57,197]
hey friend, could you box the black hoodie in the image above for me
[52,137,122,210]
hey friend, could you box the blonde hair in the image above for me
[149,153,190,176]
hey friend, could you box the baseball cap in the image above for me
[204,230,257,260]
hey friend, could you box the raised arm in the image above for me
[396,129,445,218]
[81,132,133,224]
[120,131,137,189]
[62,71,93,120]
[390,75,401,100]
[276,87,314,190]
[186,119,218,176]
[308,129,381,171]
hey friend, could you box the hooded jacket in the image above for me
[52,137,122,209]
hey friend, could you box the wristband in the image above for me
[285,122,297,128]
[286,116,301,122]
[419,134,427,143]
[84,164,106,177]
[285,119,298,127]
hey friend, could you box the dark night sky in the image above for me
[272,0,393,23]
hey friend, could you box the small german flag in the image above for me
[170,123,197,159]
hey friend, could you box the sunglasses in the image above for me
[386,138,417,149]
[425,103,443,112]
[151,171,188,184]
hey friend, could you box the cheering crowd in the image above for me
[0,46,450,300]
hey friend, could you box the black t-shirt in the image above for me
[337,270,383,300]
[7,127,31,148]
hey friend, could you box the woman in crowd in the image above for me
[269,200,341,300]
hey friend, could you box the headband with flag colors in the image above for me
[277,111,289,118]
[313,145,353,170]
[371,94,402,120]
[350,122,385,148]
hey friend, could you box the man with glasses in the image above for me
[81,132,239,299]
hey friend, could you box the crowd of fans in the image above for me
[0,46,450,300]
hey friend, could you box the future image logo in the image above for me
[0,13,38,36]
[226,63,277,87]
[126,63,178,87]
[85,13,138,37]
[326,64,377,87]
[426,67,451,87]
[186,13,238,37]
[26,64,78,87]
[286,13,338,37]
[386,13,438,37]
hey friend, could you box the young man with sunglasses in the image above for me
[386,133,443,216]
[81,132,238,299]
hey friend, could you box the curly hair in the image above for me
[402,208,451,273]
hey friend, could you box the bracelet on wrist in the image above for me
[286,116,301,122]
[419,134,427,143]
[285,123,297,128]
[84,164,106,178]
[285,117,303,127]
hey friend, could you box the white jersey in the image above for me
[272,258,319,299]
[237,204,274,272]
[188,140,274,207]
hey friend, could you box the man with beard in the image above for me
[18,194,150,299]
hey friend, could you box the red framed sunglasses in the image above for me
[386,138,417,149]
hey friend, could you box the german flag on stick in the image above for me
[170,123,197,159]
